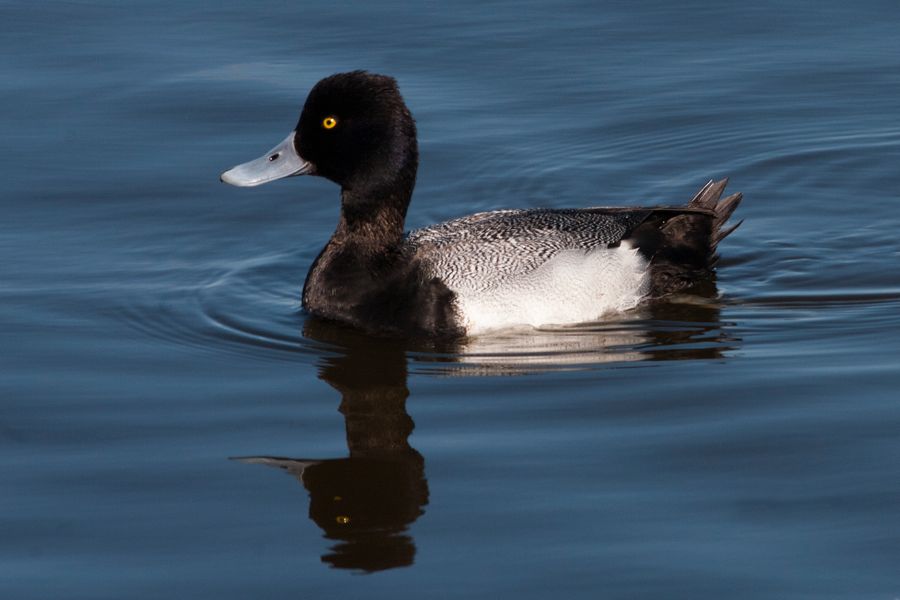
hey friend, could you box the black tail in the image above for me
[627,179,743,296]
[687,178,744,263]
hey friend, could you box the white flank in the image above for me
[453,241,650,335]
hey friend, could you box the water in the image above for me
[2,1,899,597]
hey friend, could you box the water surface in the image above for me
[2,1,899,598]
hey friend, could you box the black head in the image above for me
[294,71,418,197]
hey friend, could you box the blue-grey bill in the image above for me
[220,132,314,187]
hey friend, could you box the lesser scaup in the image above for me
[221,71,742,337]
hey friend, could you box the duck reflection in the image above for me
[238,323,427,572]
[236,292,735,572]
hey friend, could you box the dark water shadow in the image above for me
[232,291,735,572]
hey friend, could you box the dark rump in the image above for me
[626,179,743,296]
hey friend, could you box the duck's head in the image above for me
[221,71,418,200]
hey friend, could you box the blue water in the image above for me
[3,1,900,598]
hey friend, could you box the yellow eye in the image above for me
[322,116,338,130]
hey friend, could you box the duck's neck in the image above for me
[331,139,418,248]
[333,185,411,250]
[302,176,416,323]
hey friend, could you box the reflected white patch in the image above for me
[454,241,650,335]
[453,326,649,373]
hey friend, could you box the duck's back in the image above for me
[406,208,650,288]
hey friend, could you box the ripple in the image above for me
[733,290,900,309]
[116,252,325,364]
[111,249,749,373]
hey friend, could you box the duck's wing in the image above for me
[405,208,654,292]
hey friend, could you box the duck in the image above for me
[221,71,742,338]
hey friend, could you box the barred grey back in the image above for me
[405,208,651,292]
